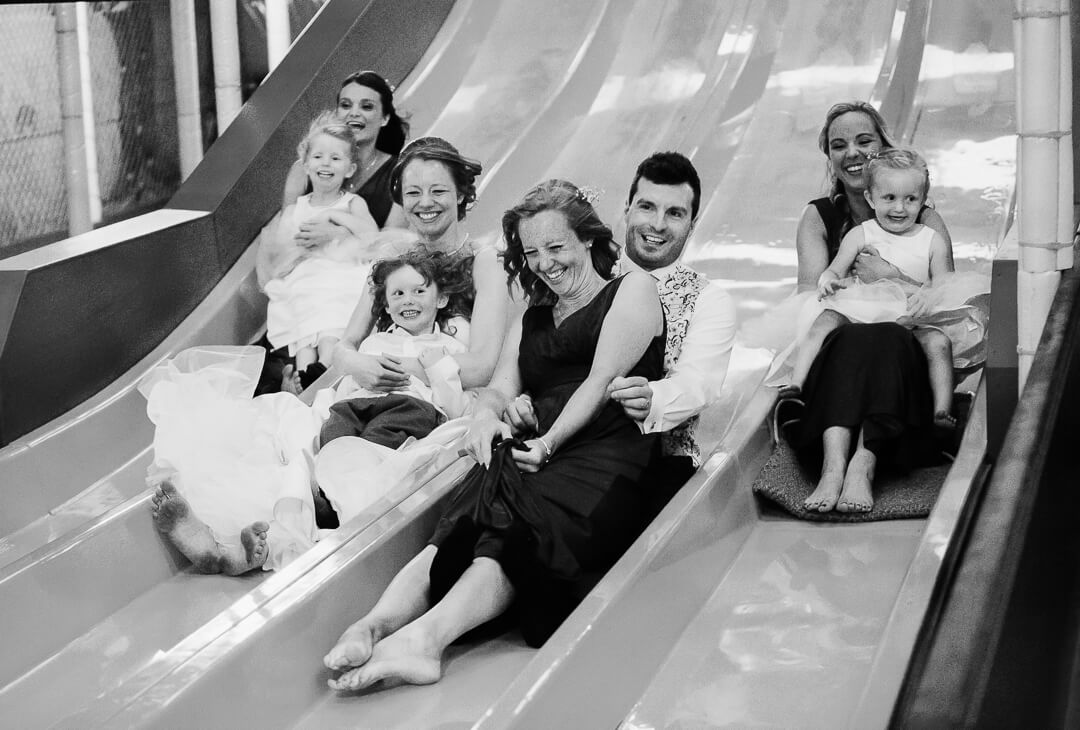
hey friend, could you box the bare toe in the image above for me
[329,629,441,692]
[803,465,844,513]
[222,521,270,575]
[151,481,188,533]
[149,481,227,573]
[325,621,378,671]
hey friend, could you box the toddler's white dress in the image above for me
[264,193,371,354]
[743,220,990,382]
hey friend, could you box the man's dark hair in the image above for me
[627,151,701,220]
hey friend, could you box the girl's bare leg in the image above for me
[804,425,850,512]
[837,427,876,512]
[316,336,339,367]
[324,545,438,672]
[785,310,849,397]
[294,345,317,372]
[329,556,515,691]
[913,328,956,426]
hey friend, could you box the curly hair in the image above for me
[338,70,410,155]
[866,147,930,197]
[369,249,474,334]
[296,111,360,169]
[502,179,620,307]
[389,137,482,221]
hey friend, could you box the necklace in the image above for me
[421,232,471,258]
[357,149,383,175]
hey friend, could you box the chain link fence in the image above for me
[0,0,328,258]
[0,2,182,255]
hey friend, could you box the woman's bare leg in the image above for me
[837,428,876,512]
[804,425,850,512]
[328,556,515,691]
[786,310,849,396]
[324,545,439,672]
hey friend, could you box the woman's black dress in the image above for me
[428,276,665,646]
[352,155,397,228]
[793,197,939,471]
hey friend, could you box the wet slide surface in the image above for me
[0,0,1014,727]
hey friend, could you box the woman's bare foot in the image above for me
[804,460,845,512]
[325,619,381,672]
[837,448,875,513]
[220,522,270,575]
[281,364,302,395]
[328,623,442,692]
[150,481,224,573]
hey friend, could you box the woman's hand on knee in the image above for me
[463,417,511,468]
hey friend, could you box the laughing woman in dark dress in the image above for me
[324,179,665,691]
[793,101,955,514]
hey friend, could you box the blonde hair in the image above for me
[296,110,359,168]
[866,147,930,197]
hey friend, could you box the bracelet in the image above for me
[537,436,554,462]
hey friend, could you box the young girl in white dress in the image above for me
[785,149,985,427]
[258,112,380,391]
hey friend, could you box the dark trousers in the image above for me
[319,394,443,450]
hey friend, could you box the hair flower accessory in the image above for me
[577,186,603,206]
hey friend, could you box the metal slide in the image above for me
[0,0,1015,727]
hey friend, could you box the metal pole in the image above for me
[75,2,102,225]
[265,0,291,73]
[1057,2,1075,270]
[209,0,243,133]
[54,3,93,235]
[170,0,203,180]
[1014,0,1070,387]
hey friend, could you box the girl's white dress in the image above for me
[140,345,472,571]
[264,193,370,354]
[743,220,991,380]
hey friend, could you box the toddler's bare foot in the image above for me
[804,461,845,512]
[837,448,875,513]
[325,619,380,672]
[281,364,302,395]
[221,521,270,575]
[150,481,224,573]
[328,624,441,692]
[934,410,957,429]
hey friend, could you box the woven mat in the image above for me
[751,441,950,522]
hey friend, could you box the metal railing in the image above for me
[891,251,1080,728]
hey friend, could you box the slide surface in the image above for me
[0,0,1015,727]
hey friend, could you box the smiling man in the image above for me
[609,152,737,488]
